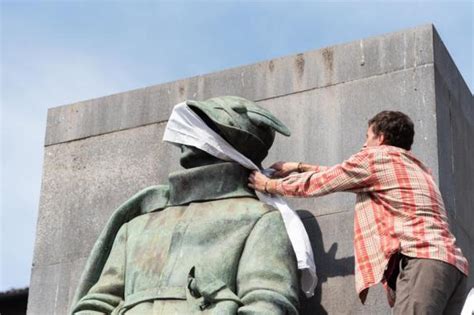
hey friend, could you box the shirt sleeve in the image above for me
[275,149,375,197]
[307,165,330,172]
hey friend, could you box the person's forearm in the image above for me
[268,172,316,197]
[264,168,324,196]
[264,173,312,196]
[299,163,329,173]
[268,150,373,197]
[264,178,281,195]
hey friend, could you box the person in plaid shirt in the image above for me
[249,111,468,314]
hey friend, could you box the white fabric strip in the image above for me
[163,102,317,297]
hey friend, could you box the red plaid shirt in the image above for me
[274,145,468,304]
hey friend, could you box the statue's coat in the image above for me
[72,163,299,314]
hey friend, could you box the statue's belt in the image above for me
[123,287,187,308]
[120,267,242,312]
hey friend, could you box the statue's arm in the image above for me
[72,224,128,314]
[236,211,300,315]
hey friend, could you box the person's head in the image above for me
[364,111,414,150]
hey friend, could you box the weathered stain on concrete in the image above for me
[322,47,334,85]
[295,53,305,77]
[322,48,334,72]
[268,60,275,73]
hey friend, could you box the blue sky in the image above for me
[1,1,472,291]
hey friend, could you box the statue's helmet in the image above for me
[186,96,291,164]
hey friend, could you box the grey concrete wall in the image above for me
[433,28,474,289]
[28,24,473,314]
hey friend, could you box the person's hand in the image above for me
[248,171,270,193]
[270,161,300,178]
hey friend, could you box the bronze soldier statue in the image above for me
[72,96,300,314]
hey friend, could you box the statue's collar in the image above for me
[168,162,256,206]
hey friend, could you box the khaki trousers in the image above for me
[393,255,467,315]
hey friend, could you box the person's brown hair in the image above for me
[368,111,414,150]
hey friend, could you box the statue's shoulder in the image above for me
[235,198,289,225]
[217,196,279,218]
[133,184,170,213]
[244,197,281,213]
[114,184,170,222]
